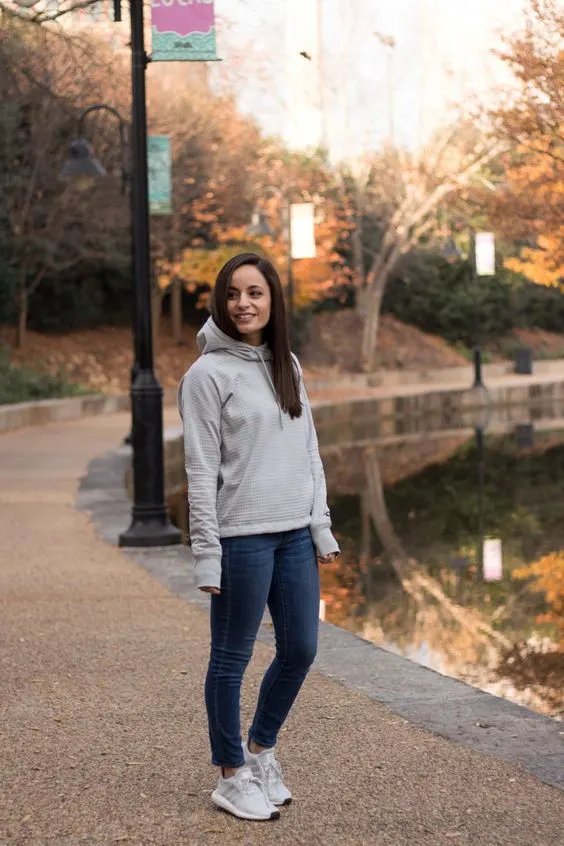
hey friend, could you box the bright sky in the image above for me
[214,0,528,158]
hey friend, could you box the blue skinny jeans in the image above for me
[205,527,320,768]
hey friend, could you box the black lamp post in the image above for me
[62,1,180,548]
[120,0,180,546]
[469,229,484,389]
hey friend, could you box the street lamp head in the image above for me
[247,208,274,239]
[60,139,107,190]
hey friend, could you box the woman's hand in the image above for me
[318,552,340,564]
[200,586,221,595]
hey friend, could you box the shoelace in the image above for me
[263,753,283,785]
[238,770,269,799]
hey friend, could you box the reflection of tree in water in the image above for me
[320,438,564,717]
[320,436,469,634]
[363,448,510,666]
[496,643,564,717]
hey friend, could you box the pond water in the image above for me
[168,406,564,719]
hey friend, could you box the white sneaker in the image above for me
[211,766,280,821]
[243,742,292,806]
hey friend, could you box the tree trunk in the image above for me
[17,288,27,349]
[364,450,512,650]
[364,450,408,568]
[151,287,163,351]
[355,286,367,317]
[171,278,183,344]
[360,277,386,372]
[351,210,364,288]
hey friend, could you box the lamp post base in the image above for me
[119,369,182,549]
[119,515,181,548]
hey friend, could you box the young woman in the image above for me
[178,252,339,822]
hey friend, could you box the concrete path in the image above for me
[1,411,563,846]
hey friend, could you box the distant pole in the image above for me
[471,229,496,389]
[287,199,295,343]
[387,47,395,146]
[374,32,396,146]
[475,424,485,573]
[469,229,480,387]
[316,0,327,150]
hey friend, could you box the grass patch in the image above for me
[0,347,84,406]
[453,343,494,364]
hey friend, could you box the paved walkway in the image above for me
[1,410,563,845]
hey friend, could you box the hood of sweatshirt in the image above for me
[196,317,272,362]
[181,317,283,426]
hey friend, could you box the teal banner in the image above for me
[148,135,172,215]
[151,0,218,62]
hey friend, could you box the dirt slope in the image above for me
[1,312,472,396]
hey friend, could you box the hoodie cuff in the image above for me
[311,526,340,559]
[194,557,222,590]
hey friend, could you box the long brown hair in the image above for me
[211,253,302,419]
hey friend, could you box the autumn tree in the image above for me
[148,84,263,338]
[337,126,502,371]
[152,134,346,338]
[243,146,347,312]
[0,19,131,346]
[485,0,564,287]
[0,1,347,347]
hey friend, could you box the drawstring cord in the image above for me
[257,350,284,429]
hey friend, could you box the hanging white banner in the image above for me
[475,232,496,276]
[290,203,316,259]
[483,537,503,582]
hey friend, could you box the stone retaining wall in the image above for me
[4,369,564,451]
[0,394,130,434]
[313,379,564,446]
[0,388,178,435]
[159,378,564,499]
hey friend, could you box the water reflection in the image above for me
[321,425,564,719]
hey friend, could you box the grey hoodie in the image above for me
[178,317,339,589]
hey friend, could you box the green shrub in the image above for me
[27,264,132,333]
[511,282,564,333]
[381,252,515,346]
[378,250,564,347]
[0,347,83,405]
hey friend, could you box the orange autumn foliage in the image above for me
[156,206,345,310]
[499,145,564,286]
[488,1,564,286]
[514,551,564,647]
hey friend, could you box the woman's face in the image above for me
[227,264,272,346]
